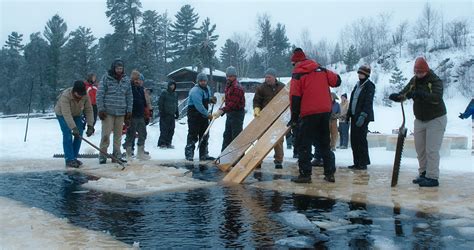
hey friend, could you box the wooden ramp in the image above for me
[217,87,290,171]
[223,109,291,183]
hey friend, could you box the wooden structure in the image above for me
[167,67,227,99]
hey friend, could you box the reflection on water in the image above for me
[0,165,473,248]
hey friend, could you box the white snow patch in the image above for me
[441,218,474,227]
[371,235,400,250]
[0,197,130,249]
[275,236,316,248]
[277,211,318,231]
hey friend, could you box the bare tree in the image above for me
[392,21,409,57]
[414,2,439,51]
[231,32,257,77]
[447,19,469,48]
[374,12,392,57]
[296,29,317,59]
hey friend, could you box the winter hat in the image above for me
[112,59,124,69]
[414,56,429,73]
[168,80,176,87]
[341,93,347,99]
[264,68,277,77]
[291,48,307,63]
[72,80,87,96]
[226,66,237,77]
[357,64,371,77]
[196,72,208,82]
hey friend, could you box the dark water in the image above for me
[1,164,473,249]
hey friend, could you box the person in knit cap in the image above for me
[158,80,179,149]
[253,68,286,168]
[184,72,217,161]
[346,64,375,171]
[55,80,95,168]
[288,48,341,183]
[389,56,447,187]
[213,66,246,152]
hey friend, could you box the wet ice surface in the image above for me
[1,162,474,248]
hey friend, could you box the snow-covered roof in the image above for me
[167,66,226,78]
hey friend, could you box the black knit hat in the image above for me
[72,80,87,96]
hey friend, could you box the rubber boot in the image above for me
[137,145,151,160]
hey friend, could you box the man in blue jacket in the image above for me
[185,73,217,161]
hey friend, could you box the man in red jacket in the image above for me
[288,48,341,183]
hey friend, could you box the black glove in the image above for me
[98,111,107,120]
[175,112,179,119]
[71,127,80,137]
[459,112,467,119]
[287,113,299,128]
[389,93,402,102]
[86,125,94,137]
[210,96,217,104]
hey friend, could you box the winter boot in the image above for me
[75,159,83,166]
[274,161,283,169]
[99,155,107,164]
[324,174,335,183]
[66,160,80,168]
[185,144,194,161]
[418,177,439,187]
[125,147,133,159]
[112,152,127,163]
[137,146,151,160]
[412,171,426,184]
[199,155,216,161]
[291,173,312,183]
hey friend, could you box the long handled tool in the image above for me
[80,136,126,170]
[196,101,223,151]
[391,100,407,187]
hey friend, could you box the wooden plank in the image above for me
[217,87,289,172]
[223,108,291,183]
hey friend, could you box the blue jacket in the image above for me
[187,84,212,118]
[97,74,133,116]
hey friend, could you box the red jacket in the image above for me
[85,81,98,105]
[290,60,340,117]
[222,80,245,113]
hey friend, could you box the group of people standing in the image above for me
[55,48,455,188]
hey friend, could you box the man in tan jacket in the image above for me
[55,81,95,168]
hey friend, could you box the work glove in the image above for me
[221,96,225,102]
[212,109,224,118]
[253,107,261,117]
[407,90,427,100]
[98,111,107,120]
[86,125,94,137]
[459,112,467,119]
[71,127,80,137]
[210,96,217,104]
[389,93,402,102]
[356,112,368,127]
[207,114,213,121]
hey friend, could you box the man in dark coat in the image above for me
[389,57,447,187]
[253,68,285,168]
[347,64,375,170]
[158,81,179,148]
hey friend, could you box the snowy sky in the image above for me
[1,0,473,50]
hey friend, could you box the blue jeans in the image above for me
[57,115,84,163]
[339,122,350,147]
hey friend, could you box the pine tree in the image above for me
[43,14,68,106]
[271,23,291,76]
[257,15,273,69]
[4,32,25,52]
[248,52,265,78]
[389,66,407,92]
[343,45,359,71]
[169,4,199,67]
[24,32,50,113]
[220,39,246,76]
[138,10,164,80]
[190,17,219,76]
[61,27,97,85]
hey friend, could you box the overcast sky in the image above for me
[1,0,473,50]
